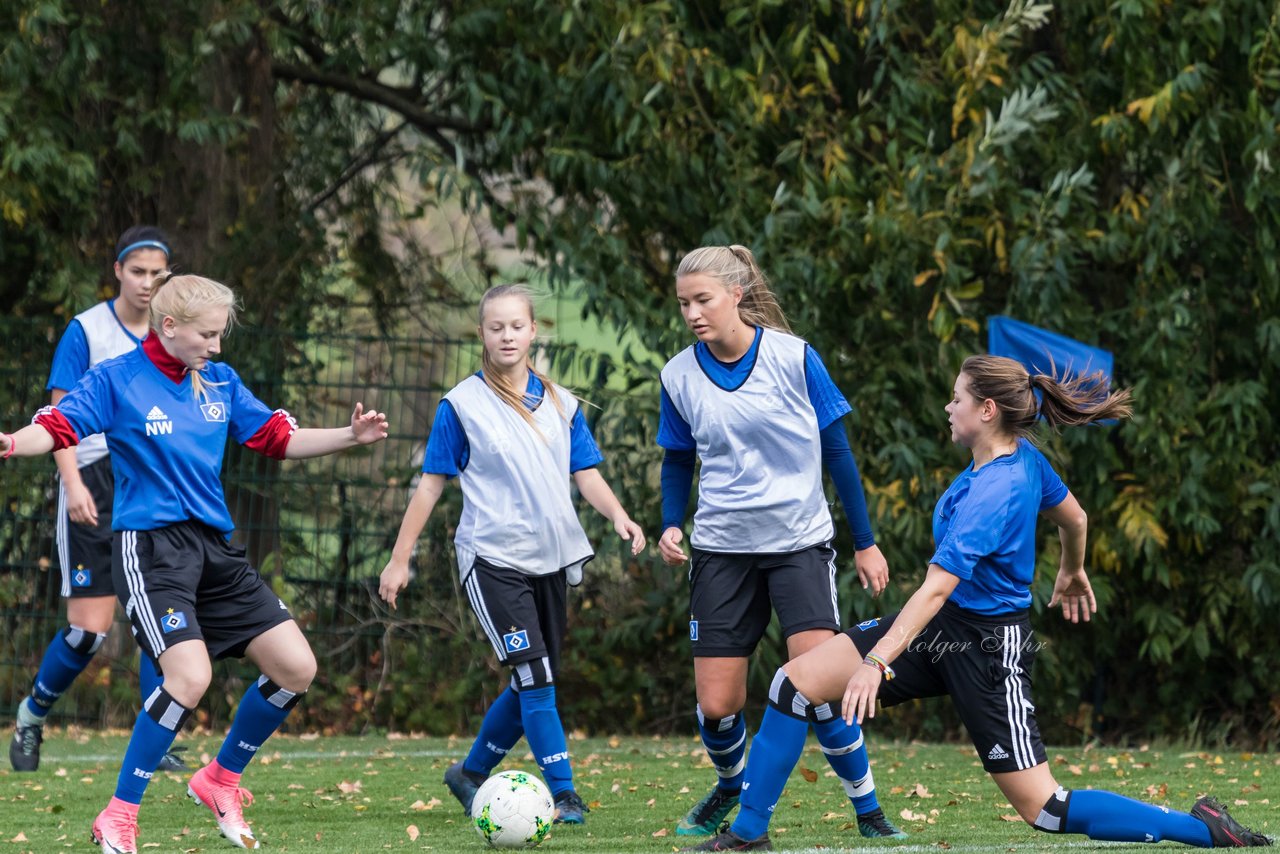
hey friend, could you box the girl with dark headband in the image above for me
[10,226,186,775]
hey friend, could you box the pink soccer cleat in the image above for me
[187,763,260,849]
[90,798,140,854]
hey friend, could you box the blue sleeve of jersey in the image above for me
[1038,450,1068,509]
[805,346,853,429]
[46,320,90,393]
[820,420,875,550]
[656,385,696,451]
[569,407,605,472]
[929,478,1010,581]
[422,400,467,477]
[53,367,114,439]
[225,369,275,444]
[661,448,696,531]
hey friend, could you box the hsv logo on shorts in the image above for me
[160,608,189,634]
[144,405,173,437]
[856,618,880,631]
[502,628,529,654]
[689,620,699,641]
[200,402,227,422]
[72,567,91,588]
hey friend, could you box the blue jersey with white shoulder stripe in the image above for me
[930,438,1068,615]
[53,349,275,533]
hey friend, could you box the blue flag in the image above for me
[988,315,1113,384]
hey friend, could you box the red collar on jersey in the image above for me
[142,334,190,384]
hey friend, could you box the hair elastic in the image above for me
[2,433,15,459]
[116,240,171,263]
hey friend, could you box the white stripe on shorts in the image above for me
[56,481,71,597]
[463,570,504,657]
[121,531,165,656]
[1002,624,1035,769]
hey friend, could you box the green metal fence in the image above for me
[0,318,612,728]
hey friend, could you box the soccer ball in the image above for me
[472,770,555,848]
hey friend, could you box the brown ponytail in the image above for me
[960,354,1133,437]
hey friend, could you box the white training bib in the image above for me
[445,375,594,583]
[70,301,143,467]
[661,330,834,553]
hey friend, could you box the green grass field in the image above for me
[1,730,1274,853]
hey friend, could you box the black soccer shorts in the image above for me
[56,457,116,598]
[463,556,568,679]
[112,520,294,661]
[688,541,840,658]
[847,600,1048,773]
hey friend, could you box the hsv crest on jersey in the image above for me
[200,402,227,422]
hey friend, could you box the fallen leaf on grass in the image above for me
[799,766,818,783]
[900,809,926,821]
[406,825,420,841]
[998,814,1021,822]
[652,828,668,837]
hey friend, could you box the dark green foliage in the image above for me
[2,1,1277,744]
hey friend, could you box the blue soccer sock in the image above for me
[114,687,191,804]
[465,685,524,776]
[138,653,162,703]
[732,704,809,841]
[1058,789,1212,846]
[810,703,880,815]
[697,704,747,793]
[216,675,303,775]
[518,685,573,796]
[25,626,106,719]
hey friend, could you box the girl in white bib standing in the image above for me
[658,245,904,840]
[379,284,646,825]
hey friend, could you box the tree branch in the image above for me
[272,61,486,134]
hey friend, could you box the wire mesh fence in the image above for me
[0,318,620,729]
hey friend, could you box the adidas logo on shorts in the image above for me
[988,743,1011,761]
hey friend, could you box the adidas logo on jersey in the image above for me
[988,743,1011,761]
[144,405,174,437]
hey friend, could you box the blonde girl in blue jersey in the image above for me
[11,226,186,774]
[657,245,902,840]
[379,283,645,826]
[685,356,1270,851]
[0,274,389,854]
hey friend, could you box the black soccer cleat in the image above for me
[676,785,741,835]
[858,807,910,839]
[9,721,43,772]
[553,789,590,824]
[1191,796,1273,847]
[156,746,188,772]
[678,823,773,851]
[443,761,487,815]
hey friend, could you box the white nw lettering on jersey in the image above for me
[145,420,174,437]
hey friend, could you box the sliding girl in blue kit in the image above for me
[684,355,1270,851]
